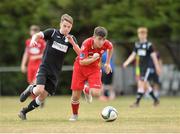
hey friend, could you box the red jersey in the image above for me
[25,38,46,65]
[71,37,113,90]
[75,37,113,68]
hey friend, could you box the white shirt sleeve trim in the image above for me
[40,31,44,38]
[51,29,56,37]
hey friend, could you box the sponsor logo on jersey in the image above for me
[29,47,40,54]
[143,44,147,48]
[137,49,146,56]
[52,41,68,53]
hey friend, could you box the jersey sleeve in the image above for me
[72,35,78,44]
[148,44,154,54]
[39,39,46,54]
[24,39,29,52]
[133,43,138,53]
[105,40,113,50]
[25,39,30,47]
[79,39,89,60]
[69,35,78,48]
[43,28,55,41]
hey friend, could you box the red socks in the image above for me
[71,100,79,115]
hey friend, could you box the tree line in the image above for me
[0,0,179,95]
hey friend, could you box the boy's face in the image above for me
[60,20,72,36]
[93,36,106,48]
[30,27,39,36]
[137,30,148,41]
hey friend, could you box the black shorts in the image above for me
[148,69,160,84]
[102,72,113,85]
[140,67,151,81]
[36,68,58,95]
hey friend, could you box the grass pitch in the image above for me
[0,96,180,133]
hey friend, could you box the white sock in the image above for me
[147,87,153,92]
[35,97,43,106]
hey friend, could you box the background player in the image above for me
[18,14,80,120]
[69,26,113,121]
[21,25,46,84]
[123,27,161,107]
[21,25,46,100]
[99,51,115,101]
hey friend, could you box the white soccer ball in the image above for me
[101,106,118,122]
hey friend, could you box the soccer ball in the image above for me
[101,106,118,122]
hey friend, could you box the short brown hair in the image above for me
[61,14,73,24]
[137,27,148,33]
[93,26,108,38]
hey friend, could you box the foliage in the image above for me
[0,0,179,95]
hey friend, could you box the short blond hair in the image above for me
[61,14,73,24]
[137,27,148,33]
[30,25,40,32]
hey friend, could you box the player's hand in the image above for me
[156,67,162,76]
[122,63,127,68]
[92,53,100,60]
[104,63,112,74]
[66,35,75,45]
[21,65,27,73]
[30,40,37,47]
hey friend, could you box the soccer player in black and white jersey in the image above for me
[18,14,80,120]
[123,27,161,107]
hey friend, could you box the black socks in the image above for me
[23,99,40,114]
[136,92,144,104]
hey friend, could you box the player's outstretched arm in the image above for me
[104,49,113,74]
[123,52,136,68]
[151,52,161,76]
[20,49,28,73]
[30,32,44,47]
[66,35,80,55]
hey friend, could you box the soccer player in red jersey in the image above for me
[69,26,113,121]
[21,25,46,99]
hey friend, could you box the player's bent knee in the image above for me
[35,85,45,94]
[38,93,48,101]
[71,90,81,101]
[39,88,45,94]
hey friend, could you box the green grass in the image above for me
[0,96,180,133]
